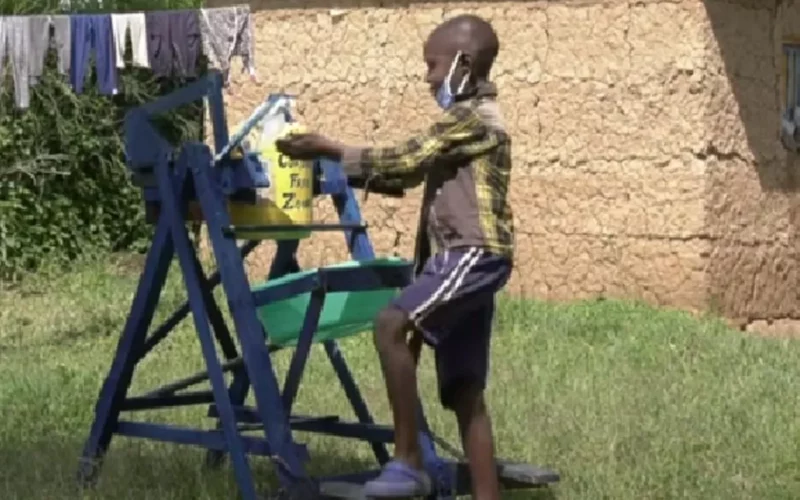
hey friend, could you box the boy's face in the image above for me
[423,36,469,98]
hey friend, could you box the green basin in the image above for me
[252,257,411,347]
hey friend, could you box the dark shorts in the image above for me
[391,247,512,409]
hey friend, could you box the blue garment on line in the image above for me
[70,14,117,95]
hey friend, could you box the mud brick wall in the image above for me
[201,0,800,322]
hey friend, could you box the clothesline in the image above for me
[0,4,255,110]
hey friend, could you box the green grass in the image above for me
[2,255,800,499]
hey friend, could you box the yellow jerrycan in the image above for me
[228,119,313,241]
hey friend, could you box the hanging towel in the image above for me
[146,10,201,78]
[28,15,52,85]
[199,5,256,83]
[0,17,33,109]
[51,15,71,75]
[70,14,117,95]
[111,13,148,69]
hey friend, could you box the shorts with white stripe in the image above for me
[390,247,512,408]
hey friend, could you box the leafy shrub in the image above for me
[0,0,205,280]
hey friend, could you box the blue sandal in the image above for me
[363,460,432,498]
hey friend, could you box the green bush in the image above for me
[0,0,205,280]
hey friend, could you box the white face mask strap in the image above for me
[456,70,470,95]
[443,51,463,95]
[445,51,462,84]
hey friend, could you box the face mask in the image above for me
[435,51,470,110]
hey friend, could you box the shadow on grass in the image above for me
[0,437,381,499]
[0,437,560,499]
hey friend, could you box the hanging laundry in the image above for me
[146,10,201,78]
[28,15,52,86]
[230,6,255,76]
[199,5,256,84]
[0,18,8,93]
[111,13,149,69]
[26,15,71,89]
[0,18,8,101]
[51,15,71,76]
[0,17,33,109]
[70,14,118,95]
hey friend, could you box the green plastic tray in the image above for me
[252,257,411,347]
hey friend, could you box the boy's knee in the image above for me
[373,306,409,352]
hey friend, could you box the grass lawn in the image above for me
[1,254,800,499]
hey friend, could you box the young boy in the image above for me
[276,14,514,500]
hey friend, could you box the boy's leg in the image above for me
[454,386,501,500]
[365,248,510,498]
[372,305,422,468]
[363,254,447,498]
[438,304,501,500]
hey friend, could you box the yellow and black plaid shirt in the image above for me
[342,86,514,259]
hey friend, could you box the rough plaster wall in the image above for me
[202,0,799,317]
[199,0,712,310]
[703,0,800,322]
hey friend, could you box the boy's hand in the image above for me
[275,133,338,160]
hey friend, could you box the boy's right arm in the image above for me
[277,105,496,188]
[340,105,494,179]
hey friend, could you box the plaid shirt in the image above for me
[342,90,514,260]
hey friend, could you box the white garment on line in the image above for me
[0,16,33,109]
[1,16,72,110]
[111,13,149,69]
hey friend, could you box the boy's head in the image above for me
[423,15,499,102]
